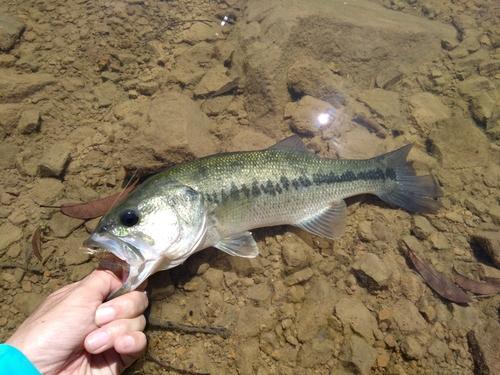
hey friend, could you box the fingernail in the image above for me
[95,306,116,326]
[88,330,110,351]
[122,334,135,349]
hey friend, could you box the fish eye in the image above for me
[119,210,140,227]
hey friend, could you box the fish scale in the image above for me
[84,135,442,299]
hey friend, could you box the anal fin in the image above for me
[214,231,259,258]
[295,200,347,239]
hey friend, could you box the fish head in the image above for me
[84,182,207,299]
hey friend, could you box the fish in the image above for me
[84,135,441,299]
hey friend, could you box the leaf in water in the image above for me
[407,249,472,303]
[452,267,500,295]
[32,226,42,261]
[483,276,500,288]
[60,179,139,219]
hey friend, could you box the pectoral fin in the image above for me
[214,231,259,258]
[295,200,347,239]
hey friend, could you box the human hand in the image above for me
[6,268,148,375]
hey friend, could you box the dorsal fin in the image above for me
[267,135,313,154]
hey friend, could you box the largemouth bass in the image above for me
[84,136,441,298]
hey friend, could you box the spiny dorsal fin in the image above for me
[267,135,314,155]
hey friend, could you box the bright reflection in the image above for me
[317,112,331,125]
[220,15,229,26]
[314,109,336,130]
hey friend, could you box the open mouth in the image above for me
[94,251,130,275]
[84,233,145,262]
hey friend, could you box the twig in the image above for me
[352,112,387,139]
[145,354,210,375]
[0,262,42,272]
[148,317,231,338]
[156,19,215,36]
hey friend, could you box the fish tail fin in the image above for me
[376,144,442,214]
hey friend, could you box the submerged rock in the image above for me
[352,253,392,290]
[17,108,40,135]
[286,58,346,106]
[38,142,72,177]
[472,227,500,267]
[48,212,84,238]
[297,338,337,367]
[468,320,500,375]
[0,104,24,134]
[392,298,427,333]
[120,92,217,175]
[239,0,456,136]
[0,222,22,255]
[429,117,489,169]
[409,92,451,129]
[412,215,435,239]
[340,335,377,375]
[0,70,57,102]
[285,95,336,136]
[401,336,425,359]
[335,296,378,344]
[0,14,25,51]
[458,76,499,124]
[357,89,402,133]
[0,144,19,171]
[30,178,64,206]
[295,278,337,342]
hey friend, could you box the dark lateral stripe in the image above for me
[241,184,251,198]
[230,182,240,199]
[312,167,389,185]
[280,176,290,190]
[205,167,393,205]
[252,181,261,197]
[386,168,396,180]
[262,179,276,196]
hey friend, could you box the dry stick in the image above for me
[0,262,42,272]
[155,19,214,37]
[352,112,387,139]
[200,77,241,107]
[170,19,213,26]
[148,316,231,338]
[145,316,231,374]
[145,354,210,375]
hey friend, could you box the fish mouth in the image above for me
[84,232,160,300]
[84,232,145,263]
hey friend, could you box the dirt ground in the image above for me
[2,0,500,374]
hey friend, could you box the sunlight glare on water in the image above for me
[313,109,335,130]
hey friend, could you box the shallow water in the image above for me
[1,0,500,374]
